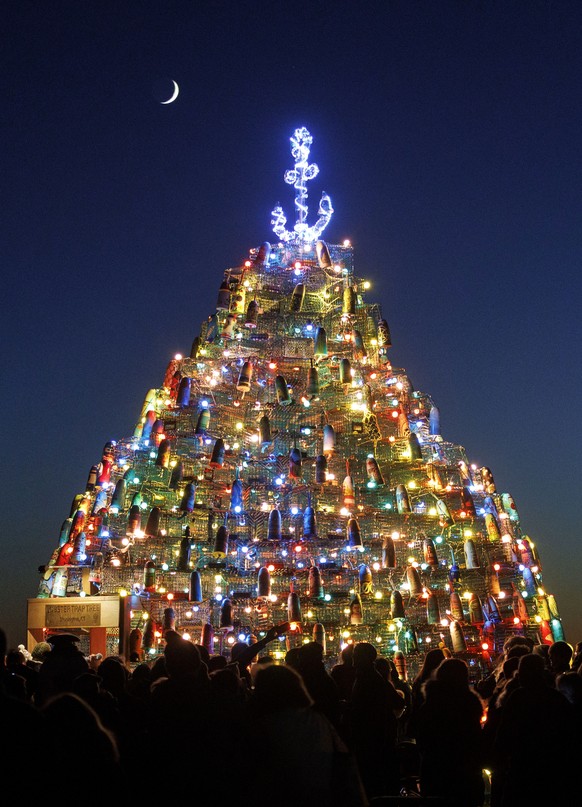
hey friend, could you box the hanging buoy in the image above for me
[377,318,392,349]
[464,539,479,569]
[315,454,327,483]
[339,358,352,385]
[485,595,501,622]
[290,283,306,312]
[176,377,191,407]
[129,629,143,661]
[436,497,454,526]
[177,531,191,571]
[342,463,355,506]
[189,570,202,602]
[429,406,440,436]
[512,589,529,623]
[144,560,156,592]
[229,284,245,315]
[550,618,565,642]
[259,414,272,445]
[275,375,292,405]
[450,621,466,653]
[314,326,328,357]
[214,523,229,556]
[315,239,332,269]
[127,504,141,535]
[349,593,363,625]
[397,409,410,437]
[407,566,422,596]
[257,566,271,598]
[450,591,464,621]
[289,447,302,479]
[205,313,219,343]
[268,507,282,541]
[303,498,318,538]
[92,489,108,515]
[254,241,271,267]
[98,458,113,486]
[190,336,201,359]
[522,567,536,596]
[461,487,476,517]
[155,439,171,469]
[237,361,253,393]
[408,433,423,460]
[169,460,183,490]
[151,418,165,445]
[448,561,461,584]
[501,493,520,523]
[382,534,396,568]
[390,590,406,619]
[230,468,243,512]
[343,285,356,315]
[359,564,373,597]
[195,408,210,435]
[145,506,161,537]
[423,538,439,567]
[346,516,363,549]
[306,366,319,397]
[220,598,233,629]
[69,509,85,539]
[395,484,411,514]
[469,595,485,624]
[58,518,72,547]
[70,532,86,564]
[221,312,237,339]
[201,623,214,654]
[86,465,98,491]
[426,591,441,624]
[481,467,496,493]
[426,463,444,489]
[216,279,231,310]
[210,438,225,468]
[287,588,302,623]
[322,424,335,456]
[312,623,326,653]
[488,568,501,597]
[484,513,501,542]
[352,329,366,360]
[142,618,155,652]
[179,482,196,513]
[245,300,259,328]
[309,565,324,598]
[366,456,384,485]
[141,410,156,441]
[393,650,406,680]
[163,608,176,632]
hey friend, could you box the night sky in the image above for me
[2,1,581,649]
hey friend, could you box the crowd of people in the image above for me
[1,624,581,806]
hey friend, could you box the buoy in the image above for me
[289,447,302,479]
[210,438,225,468]
[322,424,335,456]
[58,518,72,547]
[97,458,113,486]
[229,284,245,315]
[145,506,161,537]
[407,566,422,596]
[220,599,233,629]
[485,595,501,622]
[343,285,356,315]
[237,361,253,393]
[290,283,306,312]
[190,336,201,359]
[189,570,202,602]
[550,618,565,642]
[315,239,332,269]
[214,522,229,556]
[221,312,237,339]
[127,504,141,535]
[205,312,219,343]
[426,463,444,489]
[342,463,355,506]
[469,595,485,624]
[275,375,292,405]
[359,564,373,597]
[92,489,108,515]
[195,408,210,435]
[257,567,271,598]
[86,465,98,491]
[366,455,384,485]
[429,406,440,436]
[287,587,302,623]
[349,593,363,625]
[306,366,319,397]
[245,300,259,328]
[450,591,464,621]
[484,513,501,542]
[142,618,155,652]
[230,468,244,511]
[141,410,157,440]
[512,589,529,623]
[314,326,328,357]
[408,433,423,460]
[382,534,396,568]
[315,454,327,483]
[501,493,520,523]
[423,538,439,567]
[70,532,86,564]
[346,516,363,549]
[303,497,318,538]
[177,532,191,571]
[463,539,480,569]
[169,460,183,490]
[309,565,324,598]
[179,482,196,513]
[448,562,461,584]
[483,496,499,517]
[129,629,143,661]
[390,590,406,619]
[352,329,366,360]
[426,591,441,624]
[393,650,406,680]
[259,414,272,445]
[163,607,176,632]
[201,623,214,654]
[216,279,231,310]
[313,623,326,653]
[395,484,411,514]
[397,409,410,438]
[156,439,171,469]
[450,620,466,653]
[254,241,271,266]
[481,466,496,494]
[436,498,454,526]
[177,377,191,407]
[144,560,156,592]
[377,318,392,349]
[268,507,282,541]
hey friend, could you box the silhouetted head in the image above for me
[339,644,354,666]
[253,663,313,713]
[164,639,201,678]
[31,642,52,662]
[418,647,445,682]
[353,642,377,668]
[548,641,573,673]
[298,641,324,667]
[518,652,547,687]
[556,671,582,705]
[435,657,470,688]
[506,644,532,660]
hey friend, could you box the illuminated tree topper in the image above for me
[271,127,334,244]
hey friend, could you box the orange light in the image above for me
[289,622,298,631]
[513,617,520,624]
[294,545,302,553]
[493,564,501,571]
[459,511,467,518]
[167,593,174,601]
[370,372,377,379]
[391,411,399,419]
[244,260,251,267]
[481,642,489,651]
[294,261,302,269]
[269,362,277,370]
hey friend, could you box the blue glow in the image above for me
[201,400,209,408]
[238,633,246,642]
[291,507,299,515]
[234,506,242,513]
[281,550,288,557]
[320,557,327,564]
[324,594,331,601]
[275,477,283,485]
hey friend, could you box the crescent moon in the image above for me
[161,80,179,104]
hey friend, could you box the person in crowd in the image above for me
[35,632,89,706]
[294,641,342,729]
[330,643,357,702]
[5,648,39,701]
[547,640,573,679]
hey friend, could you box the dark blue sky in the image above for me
[2,1,581,647]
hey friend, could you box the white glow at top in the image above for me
[271,127,333,243]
